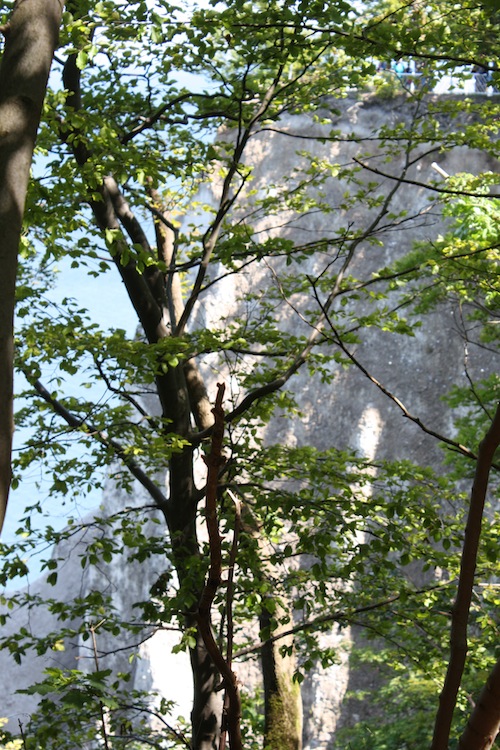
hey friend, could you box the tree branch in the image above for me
[231,19,496,70]
[103,176,170,318]
[192,143,414,444]
[148,189,214,431]
[353,158,500,200]
[315,306,486,466]
[235,581,454,658]
[26,375,169,512]
[120,91,236,144]
[175,70,285,337]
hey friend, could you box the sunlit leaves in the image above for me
[2,0,500,746]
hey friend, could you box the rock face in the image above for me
[1,93,497,744]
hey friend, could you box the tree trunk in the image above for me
[458,656,500,750]
[166,449,222,750]
[0,0,64,533]
[153,199,221,748]
[260,603,303,750]
[189,624,222,750]
[61,58,222,740]
[432,405,500,750]
[249,514,303,750]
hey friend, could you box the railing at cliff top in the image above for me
[380,68,498,96]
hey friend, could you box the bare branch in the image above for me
[353,157,500,200]
[120,91,238,144]
[315,306,484,465]
[235,581,455,659]
[118,703,191,748]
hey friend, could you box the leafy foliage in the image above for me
[0,0,499,748]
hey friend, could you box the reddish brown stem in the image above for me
[220,491,241,750]
[198,383,242,750]
[431,403,500,750]
[458,657,500,750]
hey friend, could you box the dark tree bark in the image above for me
[432,403,500,750]
[61,50,222,748]
[458,657,500,750]
[0,0,64,533]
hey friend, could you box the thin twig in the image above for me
[353,157,500,200]
[17,721,27,750]
[118,703,191,747]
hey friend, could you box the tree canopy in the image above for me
[0,0,499,748]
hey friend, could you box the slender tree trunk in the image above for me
[0,0,64,533]
[189,625,222,750]
[260,602,303,750]
[245,511,303,749]
[255,526,303,750]
[432,404,500,750]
